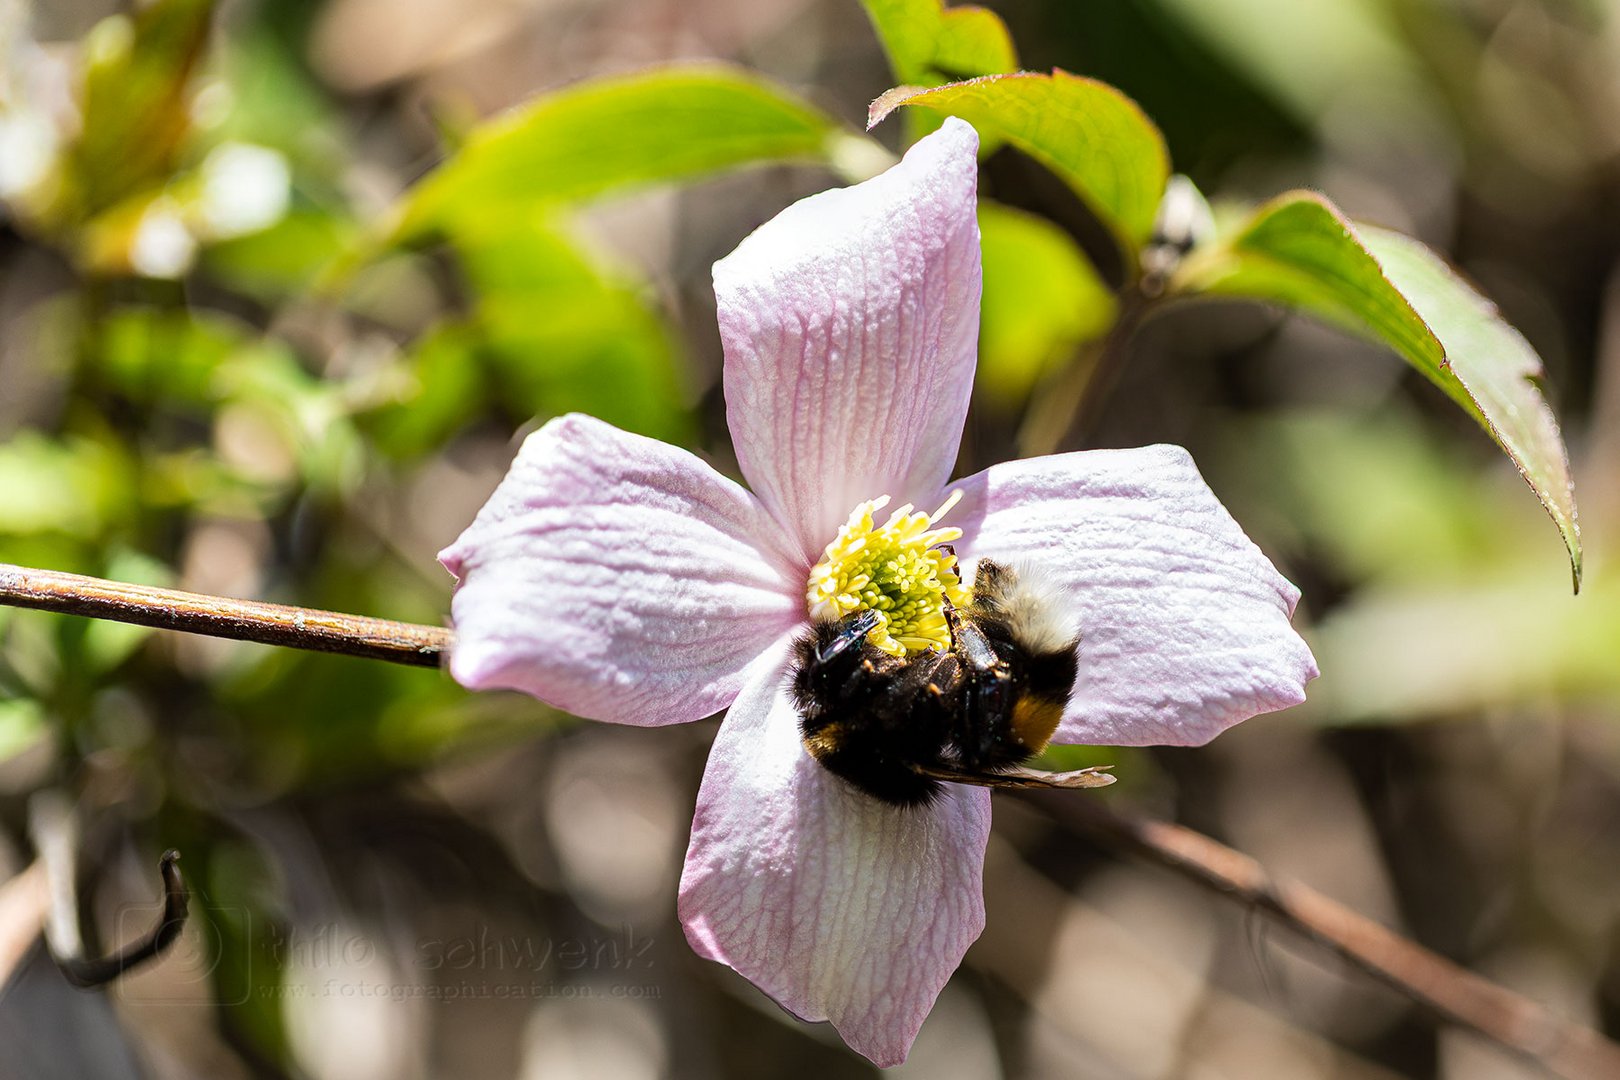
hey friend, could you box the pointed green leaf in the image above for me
[870,71,1170,251]
[397,66,844,239]
[1174,192,1581,587]
[860,0,1016,84]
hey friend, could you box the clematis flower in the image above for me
[438,117,1317,1066]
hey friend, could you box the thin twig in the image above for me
[1029,791,1620,1080]
[0,563,451,668]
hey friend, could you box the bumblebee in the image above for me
[791,559,1113,807]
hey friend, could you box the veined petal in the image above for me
[716,117,982,563]
[440,414,803,726]
[953,446,1317,746]
[679,641,990,1067]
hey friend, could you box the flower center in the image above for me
[806,491,970,657]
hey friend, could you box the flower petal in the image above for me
[952,445,1317,746]
[440,414,803,726]
[679,641,990,1067]
[716,117,983,563]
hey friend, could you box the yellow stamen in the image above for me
[806,490,969,656]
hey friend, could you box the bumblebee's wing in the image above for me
[913,763,1116,791]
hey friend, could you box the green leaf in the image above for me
[63,0,215,222]
[364,324,488,460]
[0,434,137,538]
[204,212,359,301]
[861,0,1017,85]
[1173,192,1581,587]
[477,289,690,445]
[97,308,248,404]
[1365,229,1581,586]
[1174,194,1438,376]
[870,71,1170,251]
[381,211,694,448]
[977,201,1114,406]
[397,66,845,239]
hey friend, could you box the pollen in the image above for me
[806,491,970,656]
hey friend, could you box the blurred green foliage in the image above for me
[0,0,1609,1074]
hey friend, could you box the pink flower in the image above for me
[438,118,1316,1066]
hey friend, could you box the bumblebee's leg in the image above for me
[943,604,997,670]
[943,605,1016,766]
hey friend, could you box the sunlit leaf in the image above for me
[454,213,694,445]
[364,325,488,460]
[1363,228,1580,588]
[64,0,215,222]
[203,211,358,301]
[1174,194,1436,372]
[861,0,1016,85]
[0,434,136,538]
[870,71,1170,252]
[1173,192,1581,586]
[98,307,248,404]
[977,201,1114,407]
[371,212,694,452]
[397,66,845,239]
[478,290,690,445]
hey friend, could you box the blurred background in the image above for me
[0,0,1617,1076]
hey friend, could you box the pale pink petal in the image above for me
[716,117,982,563]
[952,445,1317,746]
[439,414,804,726]
[679,641,991,1067]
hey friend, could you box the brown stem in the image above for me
[0,563,450,668]
[1030,791,1620,1080]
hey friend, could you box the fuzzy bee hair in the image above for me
[965,558,1080,659]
